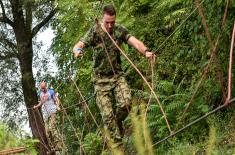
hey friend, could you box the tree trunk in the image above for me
[2,1,57,154]
[17,39,51,154]
[10,1,52,152]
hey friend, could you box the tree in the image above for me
[0,0,57,154]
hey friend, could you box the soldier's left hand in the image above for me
[145,51,156,62]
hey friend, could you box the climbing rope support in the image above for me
[153,98,235,146]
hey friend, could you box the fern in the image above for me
[153,0,183,9]
[164,8,187,29]
[166,101,184,112]
[82,132,103,155]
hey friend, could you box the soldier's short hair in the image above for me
[103,4,116,16]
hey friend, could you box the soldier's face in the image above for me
[103,14,116,33]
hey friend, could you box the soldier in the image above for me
[73,4,155,152]
[33,81,62,153]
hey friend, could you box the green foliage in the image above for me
[0,123,38,154]
[0,0,234,154]
[82,133,103,155]
[206,125,216,155]
[166,142,199,155]
[51,0,235,154]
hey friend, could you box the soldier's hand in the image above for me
[145,51,156,62]
[73,47,83,58]
[74,51,83,58]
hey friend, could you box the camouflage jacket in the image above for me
[80,24,132,76]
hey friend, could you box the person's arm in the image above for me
[34,94,49,109]
[33,101,43,109]
[73,41,85,58]
[34,92,43,109]
[73,26,95,58]
[127,36,155,59]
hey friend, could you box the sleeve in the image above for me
[80,25,96,47]
[119,26,132,43]
[48,89,56,100]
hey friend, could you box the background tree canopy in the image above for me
[1,0,235,154]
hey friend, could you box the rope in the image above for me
[61,106,65,152]
[31,96,89,154]
[152,98,235,146]
[29,104,66,155]
[25,1,232,152]
[153,18,234,146]
[59,99,86,154]
[64,3,108,150]
[95,20,132,115]
[60,94,95,111]
[177,0,230,125]
[70,78,100,128]
[68,77,111,151]
[83,0,207,136]
[196,0,213,49]
[35,103,64,154]
[31,109,51,152]
[124,0,207,78]
[34,109,63,155]
[226,21,235,101]
[155,0,206,53]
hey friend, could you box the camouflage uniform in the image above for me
[80,24,132,148]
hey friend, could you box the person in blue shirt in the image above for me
[34,81,62,151]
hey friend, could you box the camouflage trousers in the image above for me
[94,74,132,149]
[45,113,63,151]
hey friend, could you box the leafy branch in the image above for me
[0,0,14,27]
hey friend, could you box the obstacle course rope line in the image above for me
[152,98,235,146]
[177,0,230,126]
[153,20,235,146]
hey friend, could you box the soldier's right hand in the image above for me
[73,41,85,58]
[73,50,83,58]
